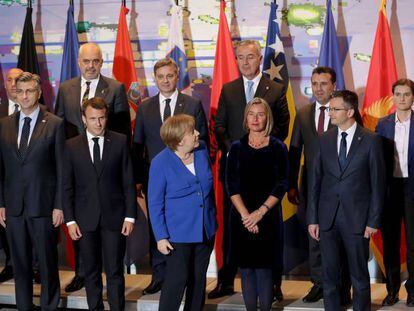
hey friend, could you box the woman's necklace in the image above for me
[248,135,267,148]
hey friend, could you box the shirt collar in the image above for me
[395,111,412,124]
[86,130,105,141]
[81,75,100,86]
[159,89,179,103]
[20,105,40,121]
[242,72,262,85]
[338,121,357,137]
[315,101,330,110]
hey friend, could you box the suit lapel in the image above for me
[24,108,48,159]
[327,128,341,176]
[309,103,318,136]
[151,94,163,127]
[235,78,247,105]
[71,77,83,129]
[11,113,20,158]
[97,132,112,178]
[79,134,97,174]
[96,75,109,99]
[255,76,271,99]
[340,125,364,175]
[173,92,185,115]
[408,113,414,162]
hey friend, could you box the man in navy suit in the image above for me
[308,90,385,311]
[63,97,137,310]
[0,72,64,310]
[133,57,209,295]
[376,78,414,307]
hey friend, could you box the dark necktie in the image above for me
[317,106,326,135]
[92,137,101,169]
[163,98,171,122]
[339,132,348,171]
[13,104,19,114]
[82,81,91,104]
[19,117,32,156]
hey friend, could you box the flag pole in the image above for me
[28,0,32,9]
[69,0,73,6]
[122,0,126,6]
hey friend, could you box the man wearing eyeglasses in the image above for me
[308,90,385,311]
[55,42,131,293]
[0,72,64,310]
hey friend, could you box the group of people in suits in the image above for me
[1,36,414,311]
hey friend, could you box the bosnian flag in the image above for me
[166,4,191,93]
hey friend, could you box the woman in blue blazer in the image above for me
[148,114,217,311]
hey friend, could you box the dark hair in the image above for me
[331,90,363,125]
[312,66,337,84]
[81,97,109,116]
[153,58,178,75]
[392,78,414,94]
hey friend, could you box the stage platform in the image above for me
[0,269,412,310]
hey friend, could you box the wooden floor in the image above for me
[0,269,413,310]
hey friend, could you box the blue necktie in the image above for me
[339,132,348,171]
[19,117,31,156]
[246,80,254,103]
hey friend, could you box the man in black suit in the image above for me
[289,67,351,304]
[0,68,23,283]
[63,97,137,310]
[308,90,385,311]
[55,42,132,292]
[376,79,414,307]
[211,39,289,300]
[133,57,209,295]
[0,72,64,310]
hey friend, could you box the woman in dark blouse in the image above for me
[226,97,289,311]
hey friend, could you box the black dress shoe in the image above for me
[340,291,352,307]
[142,280,163,295]
[0,265,13,282]
[207,283,235,299]
[407,294,414,307]
[302,285,323,303]
[65,275,85,293]
[273,285,284,302]
[33,270,41,284]
[382,292,399,306]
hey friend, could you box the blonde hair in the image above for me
[160,114,195,151]
[15,72,41,90]
[243,97,273,136]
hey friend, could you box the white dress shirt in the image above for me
[393,113,410,178]
[185,162,196,176]
[315,101,330,132]
[159,89,179,122]
[17,106,40,147]
[80,76,100,105]
[337,121,357,156]
[66,130,134,226]
[242,72,262,101]
[8,99,20,115]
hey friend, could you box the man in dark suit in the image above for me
[289,67,351,304]
[308,90,385,311]
[133,57,209,295]
[211,39,289,300]
[376,79,414,307]
[63,97,137,310]
[0,68,23,283]
[55,42,131,292]
[0,72,64,310]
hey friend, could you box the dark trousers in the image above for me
[320,206,371,311]
[79,227,126,311]
[159,237,214,311]
[73,240,85,278]
[240,268,273,311]
[7,214,60,311]
[383,178,414,295]
[0,226,11,266]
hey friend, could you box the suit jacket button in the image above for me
[197,192,201,196]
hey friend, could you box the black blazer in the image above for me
[0,106,64,216]
[0,98,8,118]
[214,75,289,154]
[307,125,386,233]
[289,102,334,191]
[133,92,209,184]
[55,75,131,141]
[63,130,137,232]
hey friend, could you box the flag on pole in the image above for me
[166,4,191,94]
[59,4,80,83]
[59,3,80,270]
[17,6,40,75]
[318,0,345,90]
[362,0,397,131]
[113,4,140,129]
[209,0,239,269]
[362,0,400,273]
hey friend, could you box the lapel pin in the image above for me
[42,119,46,123]
[266,86,269,90]
[358,136,361,140]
